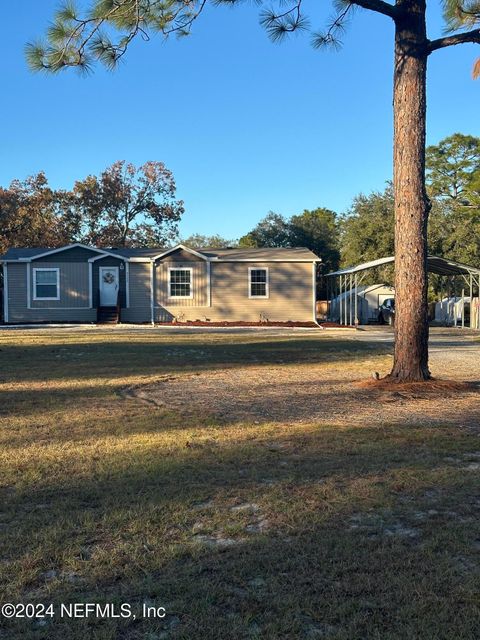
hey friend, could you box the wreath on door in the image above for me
[103,272,115,284]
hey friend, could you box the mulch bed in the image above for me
[156,321,319,327]
[357,379,479,394]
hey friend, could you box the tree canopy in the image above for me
[426,133,480,206]
[0,161,184,252]
[340,134,480,268]
[0,173,74,254]
[240,208,340,274]
[289,209,340,275]
[340,187,395,267]
[73,161,184,247]
[239,213,291,249]
[179,234,237,248]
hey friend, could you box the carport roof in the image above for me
[327,255,480,278]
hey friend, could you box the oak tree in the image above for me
[239,212,291,248]
[0,173,75,254]
[73,160,184,247]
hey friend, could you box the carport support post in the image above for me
[337,277,340,324]
[470,274,473,328]
[339,275,343,325]
[327,277,331,320]
[345,275,348,326]
[461,287,465,329]
[355,273,359,326]
[349,274,353,326]
[439,277,443,323]
[338,276,343,324]
[448,277,453,326]
[150,260,155,326]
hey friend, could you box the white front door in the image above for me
[99,267,119,306]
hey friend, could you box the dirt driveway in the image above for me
[128,327,480,430]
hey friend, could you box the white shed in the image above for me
[330,283,395,325]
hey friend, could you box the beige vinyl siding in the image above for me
[162,248,204,262]
[30,262,90,309]
[155,261,208,308]
[7,263,95,323]
[155,261,314,322]
[121,262,152,323]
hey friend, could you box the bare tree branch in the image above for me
[428,28,480,52]
[348,0,397,20]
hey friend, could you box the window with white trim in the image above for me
[169,268,192,298]
[249,268,268,298]
[33,268,60,300]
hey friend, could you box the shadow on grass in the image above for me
[1,424,480,639]
[0,337,390,384]
[2,423,476,545]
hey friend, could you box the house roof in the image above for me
[1,248,49,260]
[1,245,320,263]
[201,247,320,261]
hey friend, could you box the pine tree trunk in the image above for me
[388,0,431,382]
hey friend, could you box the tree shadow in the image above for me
[1,423,479,639]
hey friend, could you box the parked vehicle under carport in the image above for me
[378,298,395,325]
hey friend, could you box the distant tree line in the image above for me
[2,135,479,285]
[341,134,480,269]
[185,134,480,281]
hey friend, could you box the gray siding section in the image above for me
[7,263,95,323]
[30,262,89,309]
[122,263,152,323]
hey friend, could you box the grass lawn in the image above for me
[0,328,479,639]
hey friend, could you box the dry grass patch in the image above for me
[128,361,480,429]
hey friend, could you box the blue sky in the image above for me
[0,1,478,239]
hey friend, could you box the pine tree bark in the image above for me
[388,0,431,381]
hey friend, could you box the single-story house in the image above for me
[0,243,320,324]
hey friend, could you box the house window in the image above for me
[249,268,269,298]
[169,268,192,298]
[33,268,60,300]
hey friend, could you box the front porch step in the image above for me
[97,306,119,324]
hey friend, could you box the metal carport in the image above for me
[326,255,480,329]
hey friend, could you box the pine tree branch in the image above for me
[348,0,397,20]
[428,28,480,52]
